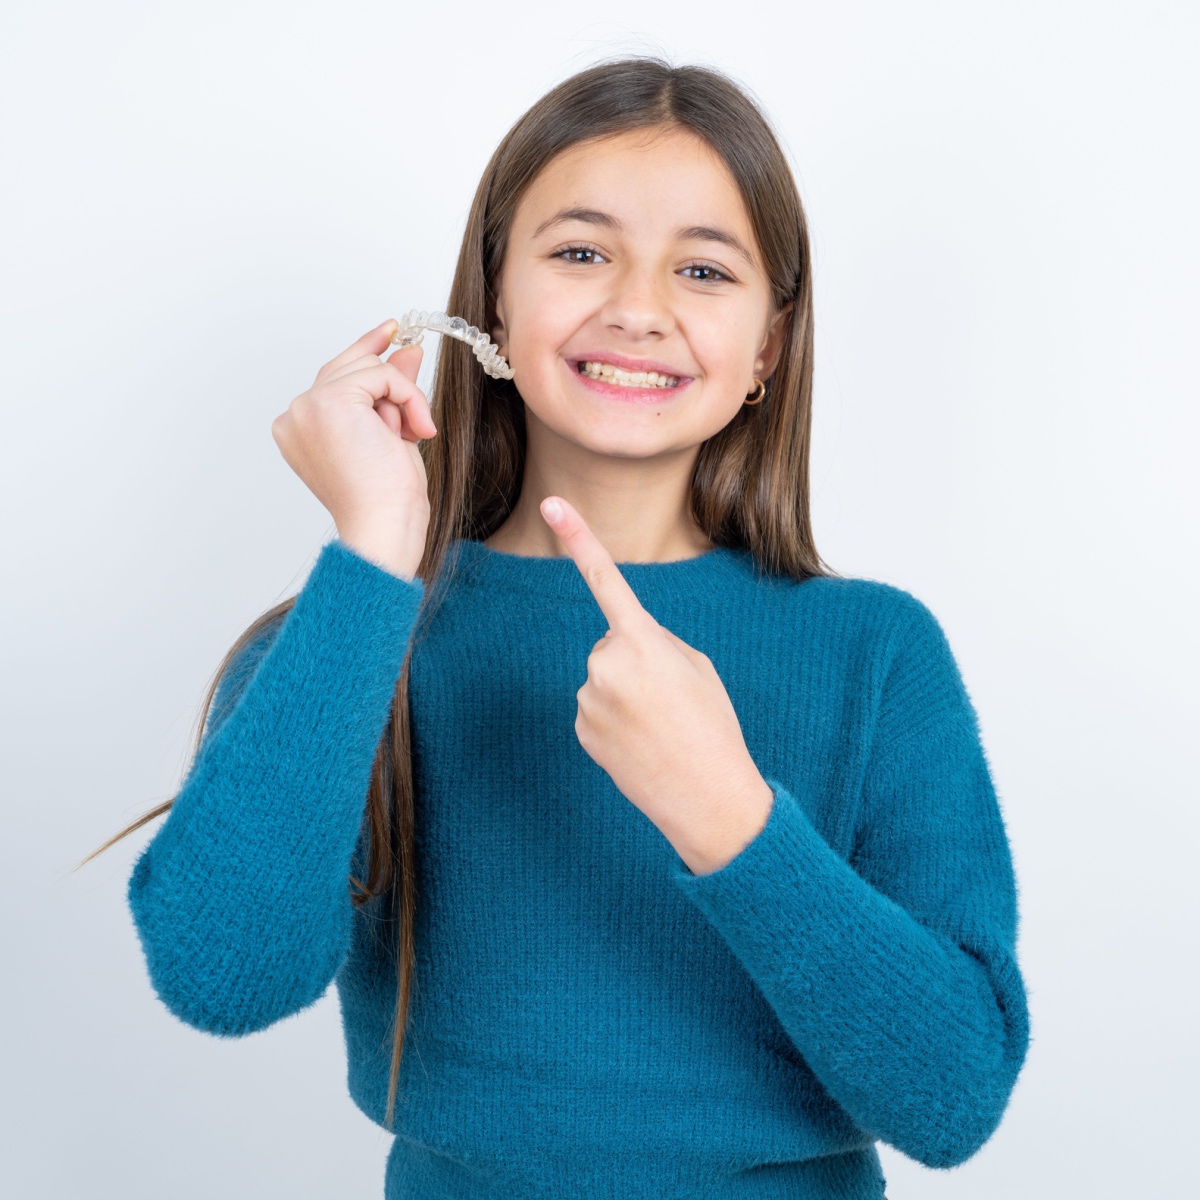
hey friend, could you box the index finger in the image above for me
[316,317,401,384]
[540,496,654,633]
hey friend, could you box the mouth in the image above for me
[575,359,683,389]
[567,356,692,402]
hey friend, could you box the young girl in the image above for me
[95,56,1030,1200]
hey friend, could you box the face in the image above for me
[491,124,790,462]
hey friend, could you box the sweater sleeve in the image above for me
[670,593,1031,1169]
[126,539,425,1037]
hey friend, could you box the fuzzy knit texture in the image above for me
[127,536,1030,1199]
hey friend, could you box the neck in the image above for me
[483,423,715,562]
[484,516,714,563]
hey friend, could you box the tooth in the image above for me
[578,360,681,388]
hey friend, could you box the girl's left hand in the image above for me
[540,496,774,873]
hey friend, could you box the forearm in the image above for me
[672,780,1029,1168]
[127,539,424,1034]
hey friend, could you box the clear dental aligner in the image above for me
[389,310,515,380]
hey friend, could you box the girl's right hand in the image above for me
[271,319,437,579]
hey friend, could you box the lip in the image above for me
[566,352,693,403]
[566,362,691,405]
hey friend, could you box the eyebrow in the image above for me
[531,207,755,267]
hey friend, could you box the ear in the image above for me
[753,302,793,380]
[490,290,508,356]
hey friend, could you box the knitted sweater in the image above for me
[127,537,1030,1199]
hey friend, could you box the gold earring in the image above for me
[744,377,766,405]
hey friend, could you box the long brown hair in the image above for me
[81,54,837,1130]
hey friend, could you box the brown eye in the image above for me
[557,244,607,265]
[681,263,730,283]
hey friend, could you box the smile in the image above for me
[577,360,682,389]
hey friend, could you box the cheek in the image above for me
[507,272,589,366]
[695,353,737,391]
[690,312,759,385]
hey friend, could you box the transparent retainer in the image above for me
[389,310,515,380]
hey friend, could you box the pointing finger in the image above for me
[316,317,401,384]
[540,496,654,633]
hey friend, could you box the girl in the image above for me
[93,56,1030,1200]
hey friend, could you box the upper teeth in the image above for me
[580,361,680,388]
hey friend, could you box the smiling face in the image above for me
[491,123,791,462]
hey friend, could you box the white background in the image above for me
[2,1,1197,1196]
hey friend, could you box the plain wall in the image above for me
[2,1,1196,1196]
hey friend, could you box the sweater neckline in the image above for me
[447,536,747,602]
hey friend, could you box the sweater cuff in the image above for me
[672,775,823,872]
[196,535,426,769]
[327,536,426,602]
[669,779,856,956]
[261,536,426,711]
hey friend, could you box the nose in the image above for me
[599,261,675,342]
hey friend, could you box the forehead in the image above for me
[513,125,754,244]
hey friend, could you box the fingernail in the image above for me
[543,498,562,522]
[380,318,398,336]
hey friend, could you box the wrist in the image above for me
[669,770,775,877]
[336,518,428,582]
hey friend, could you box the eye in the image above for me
[681,262,732,284]
[555,243,608,265]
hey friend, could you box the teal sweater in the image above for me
[127,537,1030,1199]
